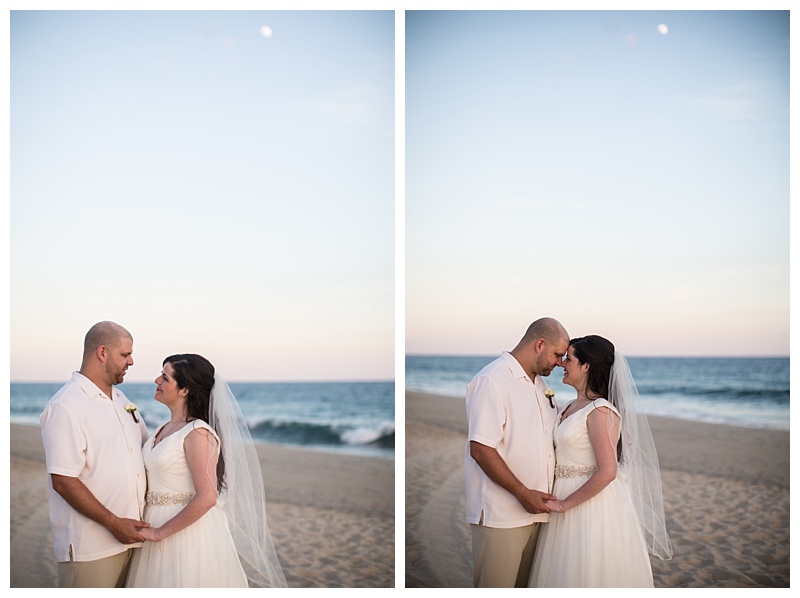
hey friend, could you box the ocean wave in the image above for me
[636,385,789,402]
[250,419,395,449]
[340,421,396,447]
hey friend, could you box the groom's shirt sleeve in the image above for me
[41,401,87,477]
[466,375,505,449]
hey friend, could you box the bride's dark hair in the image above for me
[569,335,621,460]
[163,353,226,492]
[569,335,615,399]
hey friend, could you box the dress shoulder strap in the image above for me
[184,419,221,444]
[590,398,620,418]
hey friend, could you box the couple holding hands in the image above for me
[466,317,673,588]
[40,321,286,588]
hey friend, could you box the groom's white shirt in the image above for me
[465,352,558,528]
[41,372,148,562]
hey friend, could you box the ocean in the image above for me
[405,355,789,431]
[10,380,395,459]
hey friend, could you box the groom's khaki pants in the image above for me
[471,520,541,588]
[58,548,133,588]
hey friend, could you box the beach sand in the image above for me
[405,391,790,588]
[10,423,395,588]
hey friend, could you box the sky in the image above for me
[9,10,395,382]
[406,9,790,358]
[3,4,795,385]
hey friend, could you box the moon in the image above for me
[657,24,669,35]
[260,25,273,38]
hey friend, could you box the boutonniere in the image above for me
[124,402,139,423]
[544,388,556,409]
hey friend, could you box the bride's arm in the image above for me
[546,406,620,513]
[140,428,219,542]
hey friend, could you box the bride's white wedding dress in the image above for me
[126,421,248,587]
[529,399,653,587]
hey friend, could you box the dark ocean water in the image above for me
[406,355,789,430]
[11,380,395,458]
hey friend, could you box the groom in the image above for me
[40,321,149,587]
[465,317,569,587]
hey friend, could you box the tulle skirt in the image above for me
[530,476,653,588]
[126,503,248,588]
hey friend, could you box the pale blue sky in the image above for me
[10,10,395,381]
[406,10,790,357]
[4,5,795,383]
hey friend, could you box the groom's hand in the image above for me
[519,489,557,514]
[109,517,150,544]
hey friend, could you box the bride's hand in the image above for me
[139,526,161,542]
[545,499,566,513]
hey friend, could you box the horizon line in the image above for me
[405,353,790,359]
[9,378,396,385]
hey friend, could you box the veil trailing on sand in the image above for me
[209,376,288,587]
[609,353,673,561]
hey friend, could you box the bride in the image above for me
[529,336,672,587]
[126,354,287,588]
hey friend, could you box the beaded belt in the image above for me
[555,465,597,479]
[146,491,195,506]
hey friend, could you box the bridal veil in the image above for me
[209,376,288,587]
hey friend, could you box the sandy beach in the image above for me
[405,391,790,588]
[10,423,394,588]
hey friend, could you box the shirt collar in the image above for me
[71,371,114,400]
[500,351,547,388]
[501,351,531,381]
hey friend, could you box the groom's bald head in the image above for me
[82,321,132,363]
[519,317,569,347]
